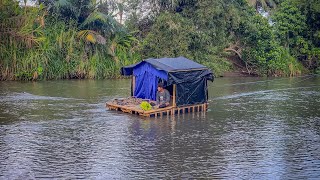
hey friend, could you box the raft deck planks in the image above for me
[106,102,208,117]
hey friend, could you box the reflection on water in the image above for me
[0,77,319,179]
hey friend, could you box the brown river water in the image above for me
[0,76,319,179]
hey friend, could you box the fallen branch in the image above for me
[224,48,242,59]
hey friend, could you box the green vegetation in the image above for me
[0,0,319,80]
[140,101,152,111]
[0,0,139,80]
[127,0,320,76]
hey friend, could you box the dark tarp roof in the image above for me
[121,56,209,76]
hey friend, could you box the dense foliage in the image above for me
[0,0,139,80]
[126,0,320,76]
[0,0,319,80]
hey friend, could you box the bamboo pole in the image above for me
[173,84,176,107]
[132,76,136,97]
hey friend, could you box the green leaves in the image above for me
[270,0,320,72]
[80,11,119,31]
[1,0,319,80]
[272,1,307,46]
[248,0,280,11]
[133,0,312,76]
[0,0,140,80]
[140,101,152,111]
[141,12,193,58]
[77,30,106,44]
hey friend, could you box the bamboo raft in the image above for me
[106,101,208,117]
[106,83,209,117]
[106,83,208,117]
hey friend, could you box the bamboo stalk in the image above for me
[173,84,176,107]
[132,75,135,96]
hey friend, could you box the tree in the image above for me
[141,12,193,58]
[247,0,282,12]
[272,0,319,71]
[272,0,306,48]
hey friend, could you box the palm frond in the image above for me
[80,11,110,28]
[77,29,106,44]
[79,11,122,33]
[54,0,72,8]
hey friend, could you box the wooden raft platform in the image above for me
[106,102,208,117]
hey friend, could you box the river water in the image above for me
[0,76,319,179]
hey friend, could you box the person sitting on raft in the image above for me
[156,83,170,108]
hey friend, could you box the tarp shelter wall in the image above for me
[121,57,214,107]
[171,70,211,106]
[132,62,167,100]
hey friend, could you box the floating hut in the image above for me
[106,56,214,117]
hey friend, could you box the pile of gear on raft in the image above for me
[111,97,155,111]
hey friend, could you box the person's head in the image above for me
[157,83,164,92]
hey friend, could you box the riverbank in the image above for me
[222,71,257,77]
[1,70,315,81]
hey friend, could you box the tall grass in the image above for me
[0,1,139,81]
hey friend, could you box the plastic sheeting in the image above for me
[133,63,167,100]
[121,57,214,106]
[167,69,213,85]
[176,78,208,106]
[133,71,158,100]
[121,56,208,75]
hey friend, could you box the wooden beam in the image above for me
[168,68,208,73]
[173,84,176,107]
[132,75,136,97]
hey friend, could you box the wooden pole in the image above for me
[132,76,135,97]
[173,84,176,107]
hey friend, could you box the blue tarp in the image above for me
[133,63,167,100]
